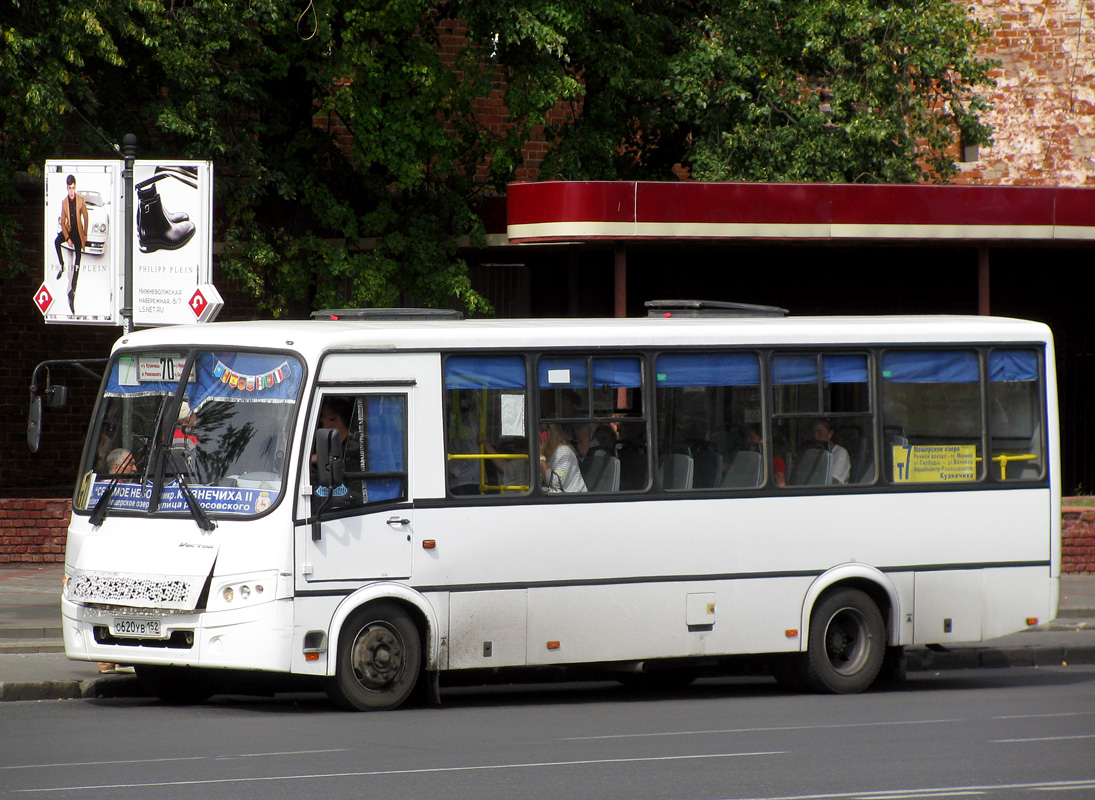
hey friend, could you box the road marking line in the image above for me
[991,734,1095,743]
[701,779,1095,799]
[12,751,787,793]
[0,749,349,772]
[993,712,1095,720]
[564,719,960,741]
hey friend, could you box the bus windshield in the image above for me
[76,349,303,518]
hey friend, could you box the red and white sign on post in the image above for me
[188,283,223,324]
[33,284,54,315]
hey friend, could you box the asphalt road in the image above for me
[1,665,1093,800]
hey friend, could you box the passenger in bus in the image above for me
[172,400,199,451]
[810,419,851,484]
[313,396,363,505]
[744,425,786,486]
[313,396,360,464]
[104,448,138,477]
[589,424,618,456]
[540,423,588,493]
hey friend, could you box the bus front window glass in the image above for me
[443,356,529,496]
[655,352,762,490]
[881,349,984,484]
[771,353,873,486]
[988,349,1044,481]
[77,350,303,517]
[538,356,645,493]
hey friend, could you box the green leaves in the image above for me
[1,0,995,296]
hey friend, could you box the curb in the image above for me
[0,675,144,703]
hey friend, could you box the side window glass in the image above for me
[312,393,407,511]
[988,349,1043,481]
[538,356,645,493]
[655,352,763,490]
[443,356,529,497]
[771,352,873,486]
[881,350,983,484]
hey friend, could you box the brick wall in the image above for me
[1063,504,1095,574]
[961,0,1095,186]
[0,499,69,563]
[5,498,1093,570]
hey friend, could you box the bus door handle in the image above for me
[387,516,410,527]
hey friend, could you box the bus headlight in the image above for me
[213,574,274,609]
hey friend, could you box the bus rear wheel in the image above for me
[802,588,885,694]
[328,602,421,711]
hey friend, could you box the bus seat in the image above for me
[617,442,648,491]
[790,447,832,485]
[581,452,621,492]
[721,450,763,488]
[692,449,723,488]
[659,453,694,490]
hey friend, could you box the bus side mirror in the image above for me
[315,428,345,488]
[27,392,42,453]
[45,385,68,408]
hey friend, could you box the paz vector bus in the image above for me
[60,303,1060,709]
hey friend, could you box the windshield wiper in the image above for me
[172,458,216,532]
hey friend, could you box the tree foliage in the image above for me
[1,0,995,313]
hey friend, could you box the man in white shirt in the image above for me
[812,419,851,484]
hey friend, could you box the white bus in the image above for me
[61,304,1060,709]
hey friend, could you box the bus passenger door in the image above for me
[298,389,413,583]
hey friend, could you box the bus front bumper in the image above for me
[61,595,295,673]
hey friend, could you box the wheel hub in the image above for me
[351,624,405,690]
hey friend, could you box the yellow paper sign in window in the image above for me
[892,444,977,483]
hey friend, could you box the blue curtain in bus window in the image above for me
[364,395,405,503]
[989,349,1038,382]
[881,350,980,383]
[537,358,642,388]
[771,354,815,385]
[444,356,526,389]
[771,354,868,384]
[654,352,760,387]
[822,354,868,383]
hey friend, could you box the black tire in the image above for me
[802,588,885,694]
[327,602,421,711]
[135,665,223,705]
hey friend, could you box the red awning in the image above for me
[506,181,1095,244]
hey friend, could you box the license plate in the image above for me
[111,617,164,639]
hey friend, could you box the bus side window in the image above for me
[539,355,645,494]
[881,350,983,484]
[654,351,762,490]
[771,352,874,486]
[988,349,1044,481]
[443,356,530,497]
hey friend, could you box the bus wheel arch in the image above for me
[328,599,423,711]
[801,587,886,693]
[793,570,899,694]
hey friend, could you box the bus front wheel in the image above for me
[802,589,885,694]
[328,602,421,711]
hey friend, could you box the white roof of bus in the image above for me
[113,315,1052,359]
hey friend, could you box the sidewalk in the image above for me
[1,563,1093,702]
